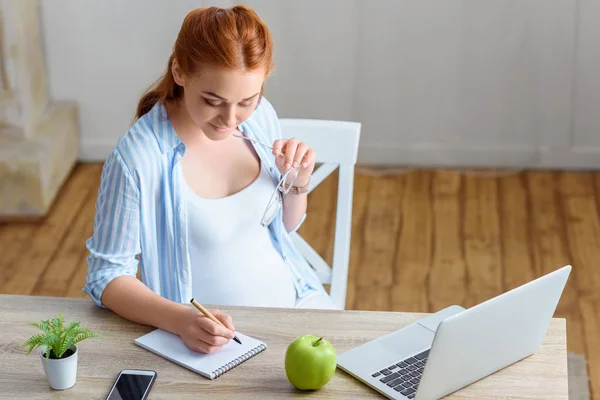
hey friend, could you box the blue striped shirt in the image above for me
[83,97,324,307]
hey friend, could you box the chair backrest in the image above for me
[279,118,361,310]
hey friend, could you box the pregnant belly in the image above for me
[190,245,297,308]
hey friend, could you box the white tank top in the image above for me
[184,163,297,308]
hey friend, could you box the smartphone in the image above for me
[106,369,157,400]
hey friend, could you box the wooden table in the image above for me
[0,295,568,399]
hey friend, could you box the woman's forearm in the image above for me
[101,276,189,335]
[282,192,307,232]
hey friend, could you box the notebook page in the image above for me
[134,329,266,379]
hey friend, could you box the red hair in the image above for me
[135,5,274,119]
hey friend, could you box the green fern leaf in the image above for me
[22,333,46,354]
[57,320,76,357]
[30,320,51,334]
[22,333,45,347]
[68,327,87,337]
[51,314,64,334]
[59,333,77,357]
[66,320,80,332]
[42,333,61,358]
[58,321,79,357]
[72,329,103,346]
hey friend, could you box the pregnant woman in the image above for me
[83,5,336,354]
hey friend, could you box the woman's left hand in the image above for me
[272,138,316,188]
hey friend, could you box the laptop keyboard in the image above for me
[370,349,429,398]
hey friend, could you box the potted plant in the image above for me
[21,313,102,390]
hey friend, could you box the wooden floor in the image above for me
[1,163,599,398]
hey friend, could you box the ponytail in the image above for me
[135,54,183,120]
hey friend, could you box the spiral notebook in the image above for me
[134,329,267,379]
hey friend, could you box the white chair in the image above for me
[279,118,361,310]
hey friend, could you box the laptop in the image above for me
[336,265,571,399]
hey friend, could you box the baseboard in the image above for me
[79,140,114,162]
[358,144,600,170]
[539,147,600,170]
[79,141,600,170]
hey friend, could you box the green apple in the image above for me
[285,334,337,390]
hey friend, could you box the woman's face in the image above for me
[172,61,265,141]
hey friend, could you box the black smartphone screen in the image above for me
[107,372,155,400]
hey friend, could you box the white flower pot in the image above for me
[39,345,78,390]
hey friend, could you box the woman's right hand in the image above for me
[176,306,236,353]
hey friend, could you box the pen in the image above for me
[190,298,242,345]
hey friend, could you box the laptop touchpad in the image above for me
[377,324,435,356]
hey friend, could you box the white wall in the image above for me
[573,0,600,148]
[40,0,600,168]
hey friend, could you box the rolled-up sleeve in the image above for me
[83,149,141,307]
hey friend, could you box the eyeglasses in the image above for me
[234,133,299,227]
